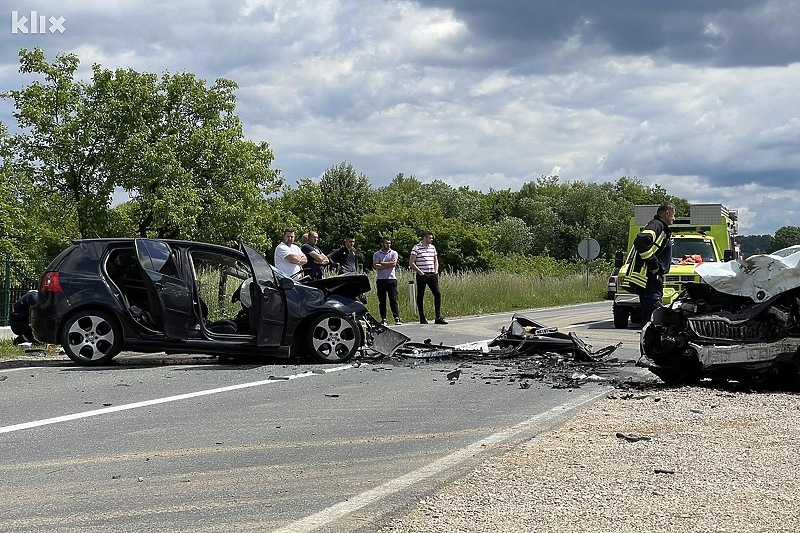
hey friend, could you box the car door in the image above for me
[242,244,286,346]
[135,239,193,340]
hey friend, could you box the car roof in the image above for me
[72,238,243,254]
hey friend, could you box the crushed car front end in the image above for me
[639,246,800,388]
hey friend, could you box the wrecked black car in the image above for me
[31,238,406,366]
[640,245,800,387]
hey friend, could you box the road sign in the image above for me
[578,238,600,260]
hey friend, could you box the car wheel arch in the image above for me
[295,311,363,363]
[59,307,126,365]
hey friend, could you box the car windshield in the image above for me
[671,238,717,263]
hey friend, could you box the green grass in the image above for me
[364,269,607,321]
[0,338,62,359]
[0,271,608,359]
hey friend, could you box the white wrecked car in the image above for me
[639,245,800,387]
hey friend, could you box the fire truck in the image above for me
[613,203,739,329]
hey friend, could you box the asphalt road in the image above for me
[0,301,647,532]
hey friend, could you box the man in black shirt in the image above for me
[300,231,332,279]
[330,234,360,275]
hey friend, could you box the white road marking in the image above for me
[0,365,352,434]
[272,387,608,533]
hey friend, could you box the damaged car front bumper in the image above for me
[639,245,800,388]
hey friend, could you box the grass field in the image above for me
[365,269,607,321]
[0,270,608,359]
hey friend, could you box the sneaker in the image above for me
[380,319,387,326]
[435,317,448,325]
[419,318,428,324]
[394,318,403,325]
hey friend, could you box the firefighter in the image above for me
[623,202,676,325]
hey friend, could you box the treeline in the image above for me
[0,48,790,282]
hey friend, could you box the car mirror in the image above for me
[723,249,736,262]
[614,251,624,269]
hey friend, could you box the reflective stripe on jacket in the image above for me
[620,216,672,291]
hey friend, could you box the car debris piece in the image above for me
[360,313,629,389]
[489,314,621,362]
[362,313,410,357]
[639,245,800,389]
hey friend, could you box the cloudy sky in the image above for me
[2,1,799,235]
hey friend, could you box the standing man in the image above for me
[274,228,307,277]
[409,231,447,325]
[301,231,332,280]
[330,234,360,275]
[373,237,402,326]
[622,202,676,325]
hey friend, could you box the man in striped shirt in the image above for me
[409,231,447,325]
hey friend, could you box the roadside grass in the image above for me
[0,338,62,360]
[0,270,608,359]
[364,269,607,321]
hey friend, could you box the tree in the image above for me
[768,226,800,253]
[737,234,772,255]
[490,216,533,256]
[3,48,115,238]
[110,71,280,245]
[2,48,282,248]
[317,162,373,249]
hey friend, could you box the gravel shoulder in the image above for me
[379,385,800,533]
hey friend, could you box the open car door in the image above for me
[135,239,193,339]
[241,243,286,346]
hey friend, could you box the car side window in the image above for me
[138,240,180,278]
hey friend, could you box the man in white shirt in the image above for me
[274,228,307,277]
[409,231,447,324]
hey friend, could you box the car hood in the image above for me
[302,274,371,300]
[695,245,800,302]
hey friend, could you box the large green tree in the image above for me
[107,70,280,246]
[2,48,281,249]
[768,226,800,253]
[2,48,115,238]
[316,162,373,249]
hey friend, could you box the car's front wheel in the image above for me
[306,313,361,363]
[61,310,123,365]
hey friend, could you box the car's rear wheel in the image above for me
[306,313,361,363]
[61,310,123,365]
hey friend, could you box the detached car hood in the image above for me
[303,274,371,300]
[695,245,800,302]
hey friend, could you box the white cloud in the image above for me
[1,0,798,235]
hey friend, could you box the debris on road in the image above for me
[361,314,628,389]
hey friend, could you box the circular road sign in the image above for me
[578,238,600,260]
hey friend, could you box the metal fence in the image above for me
[0,254,51,326]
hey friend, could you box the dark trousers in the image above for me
[639,274,663,325]
[376,278,400,320]
[416,273,442,320]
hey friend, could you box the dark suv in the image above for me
[31,238,403,365]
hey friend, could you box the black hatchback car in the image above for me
[31,238,404,365]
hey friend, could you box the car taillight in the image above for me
[40,271,63,293]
